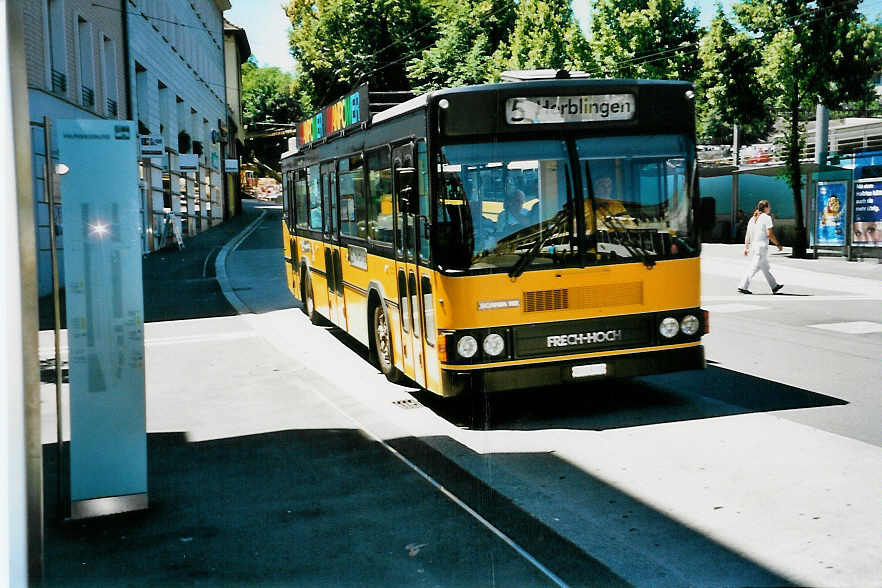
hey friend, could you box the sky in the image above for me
[228,0,879,74]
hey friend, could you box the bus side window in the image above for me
[339,154,367,239]
[417,142,430,262]
[398,270,409,333]
[367,147,393,244]
[308,164,322,231]
[295,169,309,230]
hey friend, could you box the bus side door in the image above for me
[393,144,426,388]
[321,162,345,329]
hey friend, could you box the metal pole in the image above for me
[2,0,42,581]
[43,117,68,520]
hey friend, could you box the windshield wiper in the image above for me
[509,203,573,278]
[603,214,656,268]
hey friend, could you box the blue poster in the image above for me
[852,178,882,247]
[816,181,847,246]
[57,120,147,517]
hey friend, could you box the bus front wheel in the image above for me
[372,305,402,383]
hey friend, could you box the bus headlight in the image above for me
[680,314,700,336]
[659,317,679,339]
[456,335,478,358]
[482,333,505,357]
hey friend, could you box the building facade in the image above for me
[223,19,251,218]
[22,0,247,296]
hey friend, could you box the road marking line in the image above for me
[702,303,769,313]
[808,321,882,334]
[702,295,879,302]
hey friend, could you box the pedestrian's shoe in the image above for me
[737,288,752,294]
[772,284,784,294]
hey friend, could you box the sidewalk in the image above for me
[39,201,594,587]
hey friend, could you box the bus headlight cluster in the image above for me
[456,335,478,358]
[680,314,700,336]
[659,317,679,339]
[482,333,505,357]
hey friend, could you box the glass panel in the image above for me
[438,140,575,272]
[417,142,430,262]
[367,148,393,243]
[339,154,366,238]
[308,165,322,230]
[408,272,420,339]
[578,134,696,262]
[398,271,409,333]
[295,169,308,230]
[329,171,338,235]
[421,276,435,345]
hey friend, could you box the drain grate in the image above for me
[393,398,421,409]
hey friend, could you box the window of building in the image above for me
[339,154,367,238]
[77,17,95,109]
[158,81,169,144]
[135,62,149,134]
[367,147,393,243]
[47,0,67,95]
[102,36,118,117]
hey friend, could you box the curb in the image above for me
[215,210,268,314]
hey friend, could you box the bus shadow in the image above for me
[412,366,847,432]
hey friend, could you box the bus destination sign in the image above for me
[506,94,636,125]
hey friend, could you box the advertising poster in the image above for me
[853,178,882,247]
[816,181,847,246]
[57,120,147,518]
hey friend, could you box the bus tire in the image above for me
[372,304,403,383]
[303,272,322,325]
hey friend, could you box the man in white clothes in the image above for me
[738,199,783,294]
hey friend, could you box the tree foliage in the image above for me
[590,0,701,80]
[734,0,881,255]
[241,57,303,169]
[285,0,435,111]
[695,7,770,143]
[406,0,515,91]
[488,0,592,79]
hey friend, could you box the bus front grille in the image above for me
[523,282,643,313]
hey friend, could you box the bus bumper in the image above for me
[443,345,705,394]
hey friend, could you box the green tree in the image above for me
[286,0,435,110]
[735,0,881,256]
[589,0,701,81]
[241,58,303,169]
[488,0,592,79]
[407,0,515,91]
[695,7,770,143]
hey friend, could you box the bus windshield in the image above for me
[438,140,577,272]
[578,135,697,265]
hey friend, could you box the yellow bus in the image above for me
[280,76,711,403]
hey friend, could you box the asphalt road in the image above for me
[39,200,882,586]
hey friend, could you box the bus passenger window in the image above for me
[308,165,322,230]
[295,169,308,230]
[339,155,366,238]
[417,142,430,262]
[367,148,393,244]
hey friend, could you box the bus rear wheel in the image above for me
[372,305,402,383]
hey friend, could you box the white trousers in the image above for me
[739,245,779,290]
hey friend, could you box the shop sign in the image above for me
[177,154,198,172]
[138,134,164,158]
[224,158,239,172]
